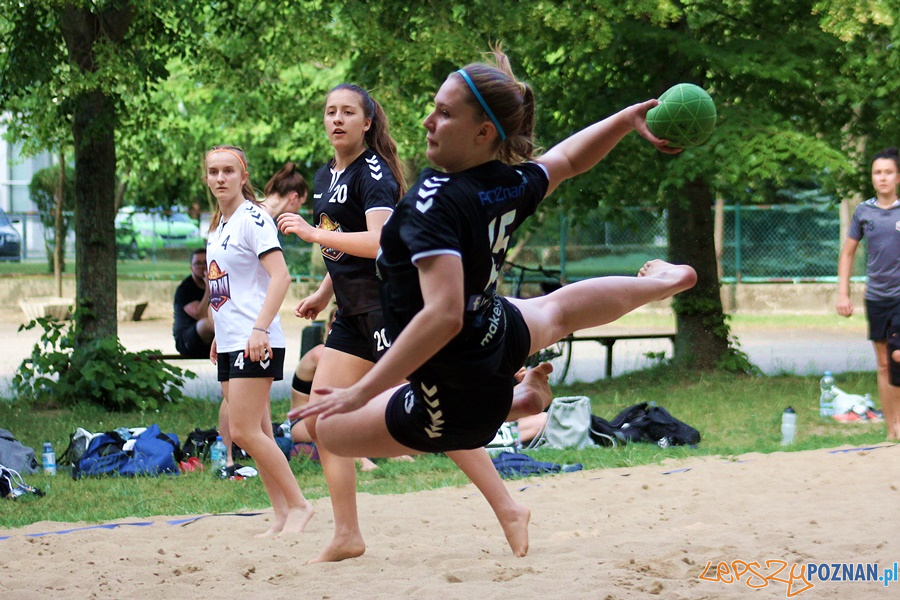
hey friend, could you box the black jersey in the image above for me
[377,160,549,375]
[312,149,398,315]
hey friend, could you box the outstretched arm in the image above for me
[535,100,679,197]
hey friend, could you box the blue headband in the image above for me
[456,69,507,141]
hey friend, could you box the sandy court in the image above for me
[1,444,898,599]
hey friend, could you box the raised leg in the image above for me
[507,363,553,421]
[510,260,697,355]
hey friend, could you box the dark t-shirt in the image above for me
[173,275,205,338]
[847,198,900,301]
[312,149,398,315]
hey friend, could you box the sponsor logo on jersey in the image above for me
[480,295,505,346]
[318,213,345,261]
[895,220,900,232]
[208,260,230,311]
[478,181,526,206]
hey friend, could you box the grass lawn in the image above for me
[0,366,887,529]
[0,261,881,529]
[0,259,189,280]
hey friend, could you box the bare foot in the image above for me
[255,519,284,539]
[307,533,366,563]
[498,503,530,557]
[637,259,697,298]
[276,503,316,537]
[512,363,554,416]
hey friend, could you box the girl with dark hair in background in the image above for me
[276,85,407,559]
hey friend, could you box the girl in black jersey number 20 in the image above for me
[276,85,406,561]
[205,146,314,538]
[293,49,698,560]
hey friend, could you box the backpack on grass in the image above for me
[590,402,701,448]
[181,428,219,460]
[74,424,183,479]
[1,464,44,499]
[0,428,39,475]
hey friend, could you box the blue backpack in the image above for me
[75,424,182,478]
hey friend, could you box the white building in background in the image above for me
[0,122,57,260]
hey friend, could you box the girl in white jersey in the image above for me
[276,85,407,562]
[205,146,314,537]
[836,147,900,439]
[291,49,696,561]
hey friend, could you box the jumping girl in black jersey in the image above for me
[290,49,697,561]
[276,84,406,562]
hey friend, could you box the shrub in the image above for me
[12,314,194,411]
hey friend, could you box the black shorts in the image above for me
[217,348,285,382]
[884,311,900,387]
[865,297,900,341]
[174,325,212,359]
[384,298,532,453]
[325,309,390,363]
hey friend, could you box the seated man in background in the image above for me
[173,248,214,358]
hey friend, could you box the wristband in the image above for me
[253,327,268,333]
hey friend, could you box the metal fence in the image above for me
[511,203,857,283]
[6,204,859,283]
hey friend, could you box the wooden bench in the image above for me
[568,332,676,379]
[148,322,327,363]
[147,353,206,361]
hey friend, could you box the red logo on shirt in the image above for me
[208,260,230,311]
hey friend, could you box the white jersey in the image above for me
[206,199,286,352]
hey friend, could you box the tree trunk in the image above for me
[71,89,118,341]
[54,152,65,297]
[667,178,730,369]
[61,6,119,341]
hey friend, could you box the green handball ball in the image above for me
[646,83,716,148]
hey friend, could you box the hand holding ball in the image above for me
[646,84,716,148]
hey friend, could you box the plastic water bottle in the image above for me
[781,407,797,446]
[42,442,56,476]
[509,421,522,450]
[819,371,836,417]
[210,436,227,477]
